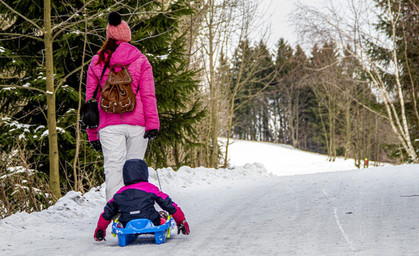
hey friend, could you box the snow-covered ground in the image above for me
[223,138,388,176]
[1,139,418,256]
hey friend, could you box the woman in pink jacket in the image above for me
[86,12,159,202]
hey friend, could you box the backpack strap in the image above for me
[92,62,109,99]
[121,64,140,95]
[92,43,120,99]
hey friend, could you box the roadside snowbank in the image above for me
[0,162,270,233]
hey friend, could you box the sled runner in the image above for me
[112,216,176,246]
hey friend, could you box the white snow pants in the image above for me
[99,124,148,202]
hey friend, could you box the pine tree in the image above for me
[228,39,275,141]
[308,42,345,161]
[252,41,275,142]
[230,39,253,139]
[0,0,107,198]
[129,0,205,168]
[0,0,205,198]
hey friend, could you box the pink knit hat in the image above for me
[106,12,131,42]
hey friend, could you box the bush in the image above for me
[0,144,53,219]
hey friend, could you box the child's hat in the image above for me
[106,12,131,42]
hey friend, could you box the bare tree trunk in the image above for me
[208,0,219,167]
[72,0,88,193]
[287,92,296,147]
[44,0,61,199]
[223,52,276,167]
[294,92,300,147]
[355,100,361,168]
[367,111,372,163]
[224,102,235,168]
[344,99,352,159]
[223,48,246,167]
[374,115,379,165]
[328,97,336,161]
[320,106,330,160]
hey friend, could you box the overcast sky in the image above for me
[257,0,299,49]
[257,0,349,50]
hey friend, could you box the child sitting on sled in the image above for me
[94,159,190,241]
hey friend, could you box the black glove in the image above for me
[90,140,102,152]
[143,129,159,140]
[177,221,190,235]
[94,228,105,241]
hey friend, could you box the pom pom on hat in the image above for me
[106,12,131,42]
[108,12,122,26]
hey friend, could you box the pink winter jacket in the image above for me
[85,42,159,141]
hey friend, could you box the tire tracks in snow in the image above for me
[333,207,356,251]
[322,187,358,252]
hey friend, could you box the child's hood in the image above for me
[123,159,149,185]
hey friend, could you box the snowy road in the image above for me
[178,167,419,256]
[1,163,419,256]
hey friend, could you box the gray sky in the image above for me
[258,0,299,48]
[258,0,349,50]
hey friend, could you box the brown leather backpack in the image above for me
[100,63,137,114]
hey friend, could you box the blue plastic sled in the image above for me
[112,217,175,246]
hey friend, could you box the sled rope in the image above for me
[149,140,163,191]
